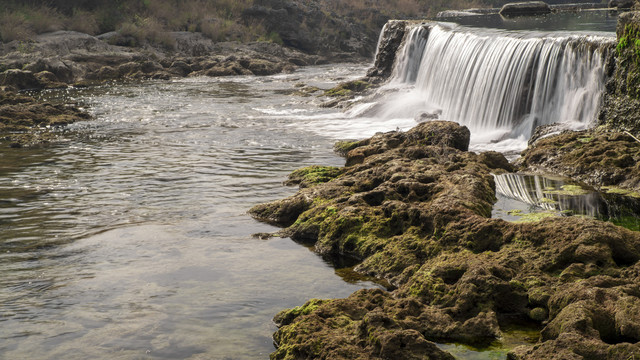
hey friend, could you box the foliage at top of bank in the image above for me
[0,0,582,47]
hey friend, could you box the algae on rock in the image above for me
[250,121,640,360]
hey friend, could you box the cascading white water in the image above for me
[366,23,614,147]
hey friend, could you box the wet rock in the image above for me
[518,128,640,191]
[203,66,237,77]
[367,20,409,79]
[248,194,312,227]
[0,90,91,147]
[528,122,575,146]
[499,1,552,17]
[239,58,283,76]
[34,71,67,89]
[23,58,75,83]
[415,110,441,122]
[477,151,514,172]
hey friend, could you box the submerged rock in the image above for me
[250,121,640,359]
[0,90,91,147]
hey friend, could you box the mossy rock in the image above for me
[284,165,343,188]
[251,121,640,359]
[324,79,371,97]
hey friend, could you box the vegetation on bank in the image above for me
[0,0,534,46]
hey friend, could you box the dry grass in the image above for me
[67,9,100,35]
[116,17,176,49]
[27,6,64,34]
[0,0,501,45]
[0,12,34,42]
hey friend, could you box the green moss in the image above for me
[274,298,326,327]
[324,80,370,97]
[539,197,558,204]
[287,165,343,187]
[617,23,640,99]
[289,299,324,317]
[333,140,360,156]
[543,184,590,196]
[529,307,548,322]
[577,137,593,143]
[611,216,640,232]
[601,186,640,198]
[513,211,558,223]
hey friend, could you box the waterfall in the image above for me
[370,23,614,143]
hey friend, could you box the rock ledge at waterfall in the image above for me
[250,121,640,360]
[600,11,640,135]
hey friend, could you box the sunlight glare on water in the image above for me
[0,64,387,359]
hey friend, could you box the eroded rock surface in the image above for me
[251,121,640,360]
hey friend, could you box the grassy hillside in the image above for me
[0,0,504,44]
[0,0,604,49]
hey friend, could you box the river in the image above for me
[0,64,387,359]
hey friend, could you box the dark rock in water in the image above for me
[168,60,192,77]
[499,1,552,16]
[367,20,409,79]
[414,110,441,122]
[0,90,91,147]
[251,120,640,360]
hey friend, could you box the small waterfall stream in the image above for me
[360,23,615,149]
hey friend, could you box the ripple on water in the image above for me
[0,65,386,359]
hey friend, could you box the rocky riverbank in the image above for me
[0,28,349,147]
[0,30,327,92]
[600,10,640,135]
[250,121,640,360]
[0,90,91,147]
